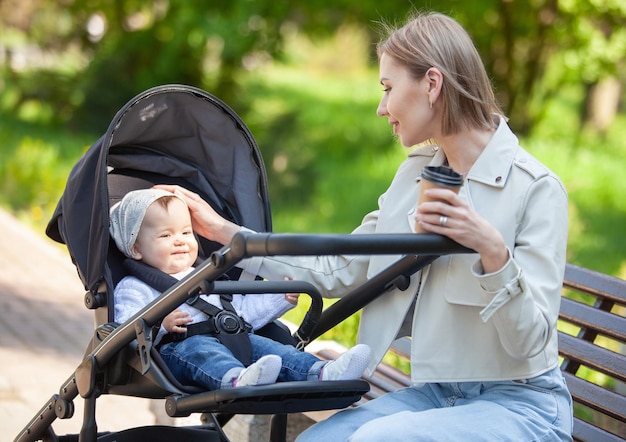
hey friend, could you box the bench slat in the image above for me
[563,372,626,428]
[558,332,626,383]
[559,297,626,342]
[390,337,411,360]
[564,264,626,306]
[370,361,411,388]
[572,416,625,442]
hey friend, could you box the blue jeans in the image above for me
[297,366,573,442]
[159,333,325,391]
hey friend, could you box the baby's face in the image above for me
[132,198,198,274]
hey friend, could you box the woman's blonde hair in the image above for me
[377,12,503,135]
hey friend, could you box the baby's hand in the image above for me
[283,276,300,305]
[285,293,300,305]
[163,309,192,333]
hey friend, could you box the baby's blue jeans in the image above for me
[160,333,325,391]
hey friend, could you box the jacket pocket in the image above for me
[440,254,489,307]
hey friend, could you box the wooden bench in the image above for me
[315,263,626,441]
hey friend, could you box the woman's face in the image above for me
[377,53,436,147]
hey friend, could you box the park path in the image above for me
[0,208,157,439]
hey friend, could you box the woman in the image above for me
[157,11,572,441]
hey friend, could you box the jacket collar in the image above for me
[466,116,519,188]
[417,116,519,189]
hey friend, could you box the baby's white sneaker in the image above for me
[234,355,282,387]
[320,344,371,381]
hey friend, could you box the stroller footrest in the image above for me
[165,380,370,417]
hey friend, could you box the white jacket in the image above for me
[243,117,568,382]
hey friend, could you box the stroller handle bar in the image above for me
[222,231,473,262]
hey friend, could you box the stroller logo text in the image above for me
[139,102,168,121]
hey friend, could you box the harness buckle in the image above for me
[214,311,247,334]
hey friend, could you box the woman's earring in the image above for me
[429,100,433,109]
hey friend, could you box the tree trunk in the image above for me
[583,77,622,134]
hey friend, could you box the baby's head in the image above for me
[110,189,198,274]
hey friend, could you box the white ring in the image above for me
[439,216,448,227]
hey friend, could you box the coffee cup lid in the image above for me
[420,165,464,187]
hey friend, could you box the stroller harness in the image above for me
[123,259,253,366]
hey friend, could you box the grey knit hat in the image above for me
[109,188,185,258]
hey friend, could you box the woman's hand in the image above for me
[415,188,509,273]
[153,184,240,245]
[163,309,193,333]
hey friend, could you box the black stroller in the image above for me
[16,85,469,442]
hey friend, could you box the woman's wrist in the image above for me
[479,243,509,274]
[214,220,242,245]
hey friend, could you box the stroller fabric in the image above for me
[46,85,272,307]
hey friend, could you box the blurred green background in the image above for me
[1,2,625,333]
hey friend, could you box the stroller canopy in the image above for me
[47,85,272,294]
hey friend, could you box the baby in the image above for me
[110,188,371,390]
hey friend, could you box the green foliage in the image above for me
[1,69,82,126]
[0,114,92,224]
[528,117,626,276]
[69,6,211,131]
[3,1,626,135]
[554,0,626,82]
[241,65,402,233]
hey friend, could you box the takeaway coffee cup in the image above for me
[415,165,464,233]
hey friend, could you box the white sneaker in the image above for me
[320,344,371,381]
[234,355,282,387]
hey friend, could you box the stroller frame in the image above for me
[14,84,472,441]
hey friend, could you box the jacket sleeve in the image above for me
[472,173,568,359]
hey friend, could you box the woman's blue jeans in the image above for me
[296,366,573,442]
[159,333,324,391]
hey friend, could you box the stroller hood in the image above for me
[47,85,272,294]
